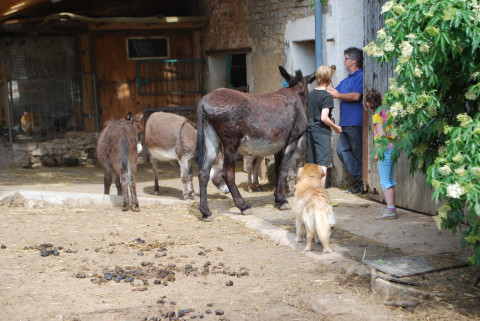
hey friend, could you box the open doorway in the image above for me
[289,40,316,85]
[206,52,248,93]
[228,54,247,92]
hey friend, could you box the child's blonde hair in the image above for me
[315,65,333,86]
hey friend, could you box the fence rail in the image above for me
[136,59,202,95]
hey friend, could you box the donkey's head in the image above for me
[278,66,316,88]
[210,150,229,194]
[125,111,144,135]
[125,111,144,154]
[278,66,316,109]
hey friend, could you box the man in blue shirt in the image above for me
[327,47,364,193]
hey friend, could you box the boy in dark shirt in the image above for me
[306,65,343,188]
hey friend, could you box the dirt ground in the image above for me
[0,162,479,321]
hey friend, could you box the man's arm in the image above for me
[326,87,362,101]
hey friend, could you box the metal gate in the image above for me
[136,59,202,95]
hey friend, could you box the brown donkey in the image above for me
[97,112,143,211]
[145,111,228,200]
[196,67,315,221]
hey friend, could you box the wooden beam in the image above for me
[0,0,50,21]
[87,21,206,31]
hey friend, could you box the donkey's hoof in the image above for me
[154,191,160,196]
[202,215,214,222]
[241,207,253,215]
[278,203,291,210]
[133,205,140,212]
[121,206,128,211]
[192,194,200,201]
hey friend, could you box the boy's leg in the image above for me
[305,129,315,164]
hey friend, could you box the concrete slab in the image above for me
[364,253,469,278]
[0,186,187,208]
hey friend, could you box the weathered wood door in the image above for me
[363,0,437,215]
[94,30,201,128]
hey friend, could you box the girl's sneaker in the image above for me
[375,208,397,220]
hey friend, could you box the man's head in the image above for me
[343,47,363,72]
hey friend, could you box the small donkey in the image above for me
[96,112,143,211]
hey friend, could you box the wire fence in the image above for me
[1,72,97,144]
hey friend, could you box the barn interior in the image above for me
[0,0,222,146]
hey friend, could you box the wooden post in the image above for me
[2,64,7,126]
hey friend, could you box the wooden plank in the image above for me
[2,64,6,125]
[80,34,96,132]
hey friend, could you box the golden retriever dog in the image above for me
[294,164,336,253]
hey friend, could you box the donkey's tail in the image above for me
[121,135,130,176]
[195,101,205,167]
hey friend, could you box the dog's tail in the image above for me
[306,190,336,253]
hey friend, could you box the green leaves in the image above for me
[366,0,480,266]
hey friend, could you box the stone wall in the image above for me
[9,132,98,168]
[199,0,312,94]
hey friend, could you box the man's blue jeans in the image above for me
[336,126,362,181]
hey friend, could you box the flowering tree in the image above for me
[364,0,480,266]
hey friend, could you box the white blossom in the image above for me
[438,165,452,176]
[465,89,477,100]
[471,167,480,176]
[457,113,473,127]
[399,41,413,57]
[446,183,465,199]
[381,1,395,14]
[414,66,423,78]
[406,33,416,40]
[384,38,395,52]
[455,167,466,177]
[377,28,387,40]
[419,43,430,53]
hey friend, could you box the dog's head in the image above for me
[297,164,325,181]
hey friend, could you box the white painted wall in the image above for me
[284,0,364,186]
[206,55,227,93]
[285,16,316,91]
[324,1,365,90]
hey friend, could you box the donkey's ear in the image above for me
[125,112,133,122]
[305,72,316,84]
[134,111,144,122]
[278,66,291,81]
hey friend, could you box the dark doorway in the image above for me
[228,54,247,92]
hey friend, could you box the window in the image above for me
[127,37,170,60]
